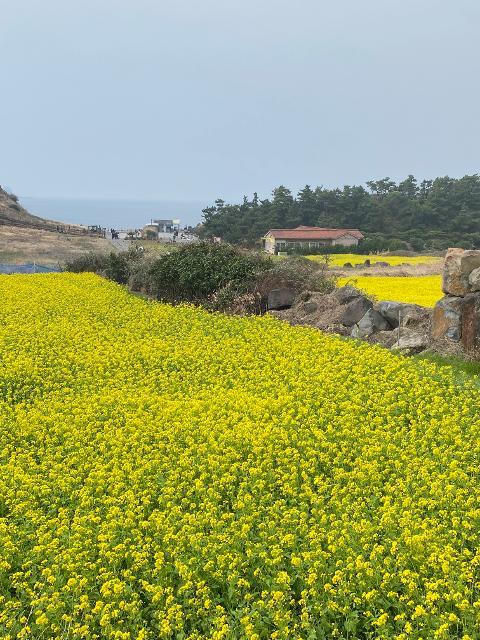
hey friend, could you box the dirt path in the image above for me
[106,232,129,251]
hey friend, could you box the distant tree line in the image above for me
[200,175,480,251]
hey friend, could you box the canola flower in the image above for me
[307,254,442,267]
[337,275,443,307]
[0,273,479,639]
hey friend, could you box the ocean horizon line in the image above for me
[19,195,207,229]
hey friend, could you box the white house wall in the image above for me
[264,237,276,254]
[332,235,359,246]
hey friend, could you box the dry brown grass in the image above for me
[0,226,111,265]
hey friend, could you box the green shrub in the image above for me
[128,256,157,293]
[145,242,271,304]
[65,248,144,285]
[249,257,335,312]
[210,256,335,314]
[65,252,109,274]
[66,243,335,314]
[102,252,131,285]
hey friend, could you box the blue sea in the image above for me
[19,196,208,230]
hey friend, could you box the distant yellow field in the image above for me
[308,254,442,267]
[337,275,443,307]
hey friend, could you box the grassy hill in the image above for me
[0,225,112,265]
[0,186,69,230]
[0,186,111,264]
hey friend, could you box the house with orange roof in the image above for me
[262,226,364,254]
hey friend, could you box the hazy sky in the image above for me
[1,0,480,203]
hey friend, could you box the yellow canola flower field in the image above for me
[1,273,480,640]
[337,275,443,307]
[307,254,442,267]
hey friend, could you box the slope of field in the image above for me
[0,187,112,264]
[337,274,443,307]
[308,254,442,267]
[0,225,112,264]
[0,187,70,230]
[0,274,479,638]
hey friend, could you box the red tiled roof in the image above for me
[265,227,364,240]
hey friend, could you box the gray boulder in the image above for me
[267,288,296,310]
[340,296,373,326]
[392,330,429,353]
[460,292,480,351]
[375,300,428,328]
[401,307,431,328]
[343,262,353,268]
[351,309,391,338]
[468,266,480,292]
[431,292,480,351]
[333,285,364,305]
[442,248,480,296]
[431,296,463,341]
[375,301,405,327]
[375,261,390,267]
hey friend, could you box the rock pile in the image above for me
[431,248,480,355]
[268,250,480,359]
[269,285,431,353]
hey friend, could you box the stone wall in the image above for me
[431,248,480,355]
[269,249,480,359]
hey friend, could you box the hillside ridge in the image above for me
[0,186,80,230]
